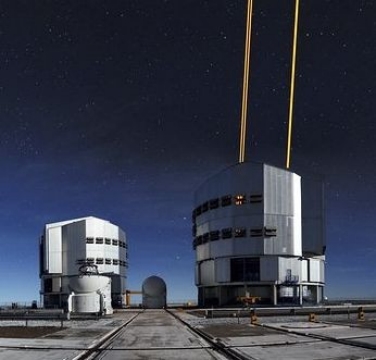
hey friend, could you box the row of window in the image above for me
[86,237,127,248]
[77,258,128,267]
[192,226,277,249]
[192,194,263,220]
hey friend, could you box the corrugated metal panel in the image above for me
[263,166,302,257]
[320,259,325,282]
[215,258,230,282]
[47,227,62,274]
[309,259,324,282]
[301,259,308,282]
[62,220,86,275]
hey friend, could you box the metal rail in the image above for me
[80,309,247,360]
[166,309,251,360]
[72,310,143,360]
[259,318,376,352]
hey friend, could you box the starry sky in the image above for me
[0,0,375,304]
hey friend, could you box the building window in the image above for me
[221,195,232,207]
[112,239,118,246]
[113,259,119,265]
[105,258,112,265]
[44,279,52,293]
[231,258,260,282]
[210,230,220,241]
[202,202,209,213]
[202,233,210,244]
[96,237,103,244]
[96,258,104,265]
[192,225,197,237]
[250,228,263,237]
[105,238,111,245]
[209,198,219,209]
[264,227,277,237]
[221,228,232,239]
[234,194,247,205]
[234,228,247,238]
[250,194,263,203]
[86,237,94,244]
[86,258,94,264]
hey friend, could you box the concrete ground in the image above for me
[0,309,376,359]
[0,313,137,360]
[180,311,376,360]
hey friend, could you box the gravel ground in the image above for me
[0,318,117,338]
[0,326,63,338]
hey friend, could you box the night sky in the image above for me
[0,0,375,303]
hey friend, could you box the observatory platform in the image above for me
[1,308,376,359]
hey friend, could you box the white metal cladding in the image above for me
[194,163,303,261]
[233,238,264,256]
[320,258,325,282]
[194,162,264,206]
[215,258,230,283]
[41,216,127,307]
[260,257,279,281]
[263,165,302,256]
[278,257,301,283]
[193,162,325,305]
[47,226,62,273]
[301,259,308,282]
[309,258,325,282]
[200,260,215,285]
[62,220,86,275]
[210,240,233,259]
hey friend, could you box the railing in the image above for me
[284,274,299,284]
[0,309,68,327]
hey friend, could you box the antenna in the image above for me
[238,0,254,163]
[286,0,301,169]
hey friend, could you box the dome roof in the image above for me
[142,276,166,297]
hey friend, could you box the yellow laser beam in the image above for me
[239,0,254,163]
[286,0,301,169]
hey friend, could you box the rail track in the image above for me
[74,309,248,360]
[1,309,376,359]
